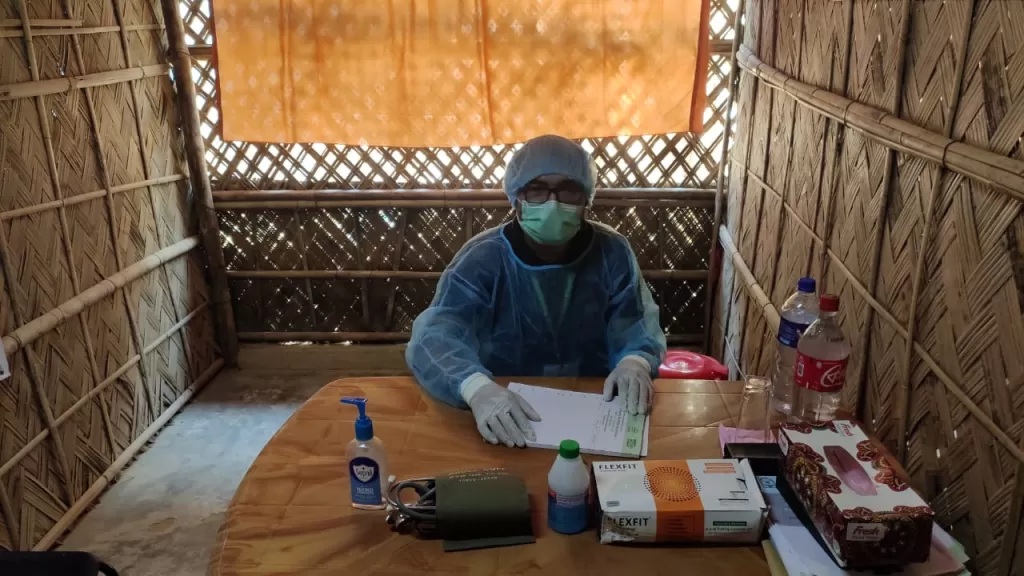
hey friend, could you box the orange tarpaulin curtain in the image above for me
[213,0,711,147]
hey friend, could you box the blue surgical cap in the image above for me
[503,135,597,205]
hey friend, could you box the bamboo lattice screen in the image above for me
[712,0,1024,573]
[181,0,741,346]
[0,0,225,551]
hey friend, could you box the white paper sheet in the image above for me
[508,382,650,458]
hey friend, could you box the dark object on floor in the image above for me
[0,552,118,576]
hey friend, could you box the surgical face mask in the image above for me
[518,200,582,245]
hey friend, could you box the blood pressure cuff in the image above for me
[435,468,535,551]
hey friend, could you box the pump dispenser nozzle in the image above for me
[341,397,374,441]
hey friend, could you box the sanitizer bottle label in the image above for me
[349,456,381,505]
[548,489,588,534]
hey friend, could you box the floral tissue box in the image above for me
[778,421,934,569]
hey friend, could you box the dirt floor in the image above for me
[58,344,410,576]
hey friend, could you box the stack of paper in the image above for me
[508,383,650,458]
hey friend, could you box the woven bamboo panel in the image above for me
[0,0,221,552]
[219,205,714,337]
[717,0,1024,572]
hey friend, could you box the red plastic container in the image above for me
[658,350,729,380]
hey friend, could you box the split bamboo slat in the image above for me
[716,1,1024,573]
[0,0,224,552]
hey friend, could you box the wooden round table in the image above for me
[209,377,768,575]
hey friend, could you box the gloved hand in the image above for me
[462,376,542,447]
[603,356,654,415]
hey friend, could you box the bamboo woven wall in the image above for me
[181,0,741,346]
[712,0,1024,573]
[0,0,223,551]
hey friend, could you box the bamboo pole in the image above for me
[237,331,704,345]
[2,237,199,356]
[0,18,82,27]
[224,269,709,280]
[159,0,239,365]
[0,175,184,221]
[211,188,717,202]
[718,225,780,332]
[33,358,225,551]
[214,199,714,210]
[736,45,1024,203]
[188,44,214,58]
[0,63,169,100]
[702,0,747,354]
[0,23,161,39]
[185,38,739,61]
[240,332,412,342]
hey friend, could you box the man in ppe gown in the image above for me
[406,135,666,448]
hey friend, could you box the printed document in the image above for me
[508,383,650,458]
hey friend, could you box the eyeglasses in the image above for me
[518,180,587,205]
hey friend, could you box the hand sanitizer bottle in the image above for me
[341,397,388,509]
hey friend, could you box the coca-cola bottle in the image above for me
[793,294,850,423]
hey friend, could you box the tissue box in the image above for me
[592,459,767,544]
[778,421,934,568]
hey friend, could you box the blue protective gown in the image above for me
[406,221,666,407]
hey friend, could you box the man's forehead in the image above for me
[527,174,575,185]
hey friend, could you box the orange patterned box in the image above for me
[778,421,934,568]
[592,459,767,544]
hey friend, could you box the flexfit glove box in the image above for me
[777,421,934,568]
[592,459,767,544]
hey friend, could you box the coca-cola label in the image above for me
[794,352,848,392]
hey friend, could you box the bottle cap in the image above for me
[797,277,816,293]
[820,294,839,312]
[558,439,580,459]
[340,397,373,441]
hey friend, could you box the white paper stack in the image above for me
[507,383,650,457]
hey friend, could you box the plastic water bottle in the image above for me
[547,439,589,534]
[793,295,850,423]
[773,277,818,414]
